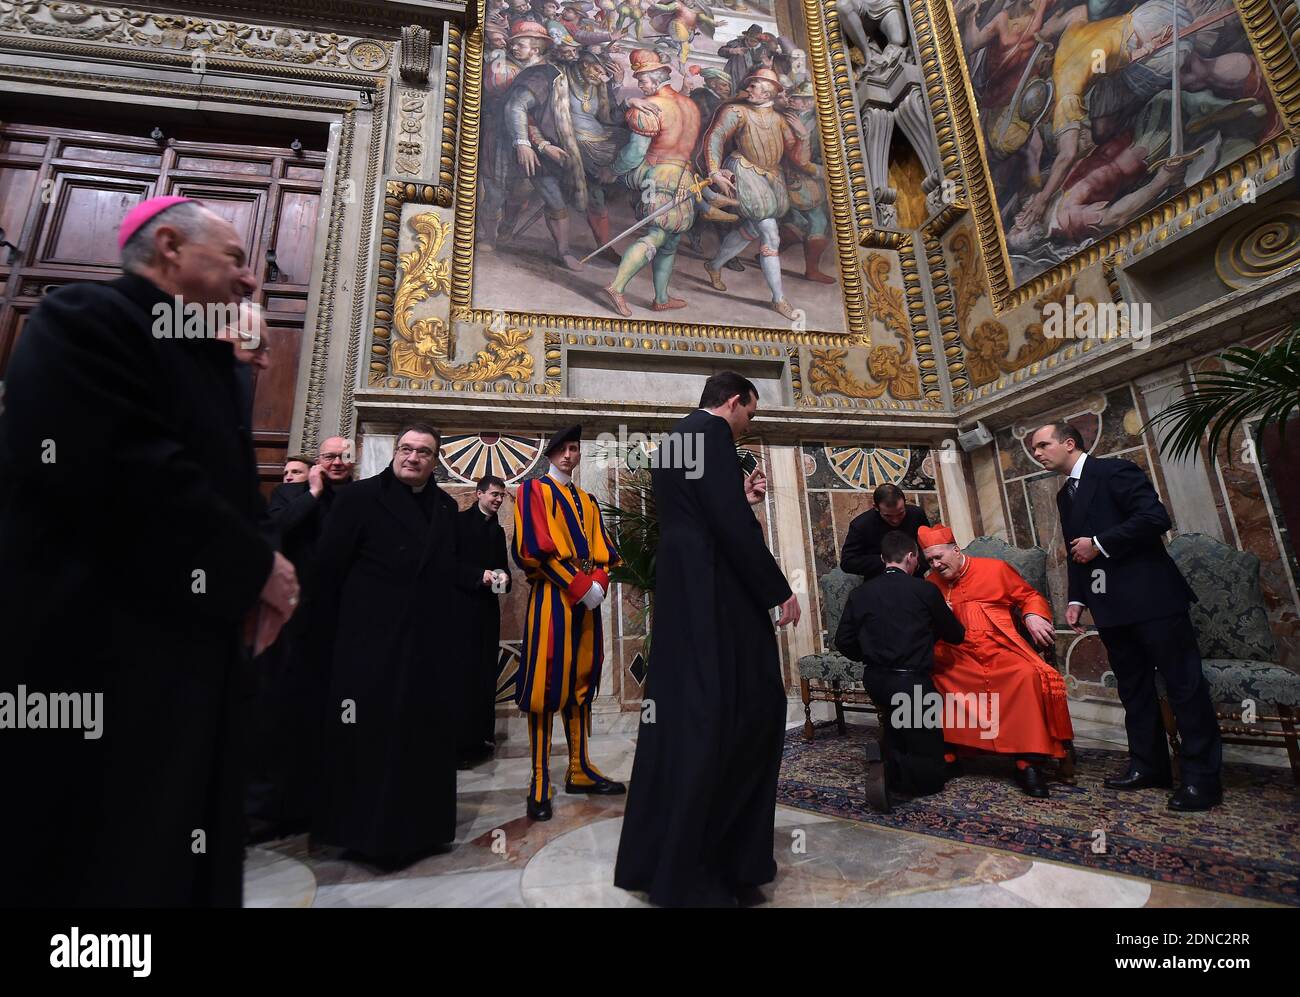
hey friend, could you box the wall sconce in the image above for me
[150,126,165,144]
[265,248,280,283]
[290,138,303,155]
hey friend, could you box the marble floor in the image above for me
[245,715,1289,908]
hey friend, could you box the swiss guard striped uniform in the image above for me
[512,458,623,817]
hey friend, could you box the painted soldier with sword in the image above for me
[600,48,711,316]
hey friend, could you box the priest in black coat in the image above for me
[457,474,513,765]
[615,371,801,907]
[839,482,931,580]
[309,424,481,866]
[246,438,356,839]
[0,196,298,906]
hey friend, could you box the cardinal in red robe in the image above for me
[919,524,1074,798]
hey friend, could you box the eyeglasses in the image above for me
[396,444,436,461]
[318,452,350,463]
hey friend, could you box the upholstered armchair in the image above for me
[797,567,870,740]
[1161,534,1300,783]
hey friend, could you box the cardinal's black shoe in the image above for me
[733,885,767,907]
[1015,764,1050,798]
[1168,784,1222,812]
[1104,767,1173,790]
[565,776,626,795]
[526,797,553,821]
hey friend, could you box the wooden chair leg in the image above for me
[801,678,815,742]
[834,686,847,736]
[1159,695,1182,785]
[1058,740,1077,784]
[1278,704,1300,786]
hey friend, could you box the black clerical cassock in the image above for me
[0,273,273,906]
[458,503,512,755]
[309,465,477,863]
[614,408,793,906]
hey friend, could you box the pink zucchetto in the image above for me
[117,195,193,251]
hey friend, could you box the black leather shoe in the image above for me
[526,797,553,821]
[1104,767,1173,790]
[565,777,626,795]
[863,739,892,813]
[1015,764,1050,798]
[1168,784,1222,812]
[733,885,767,907]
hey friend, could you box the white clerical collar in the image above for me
[547,463,571,485]
[1069,451,1088,482]
[411,482,427,494]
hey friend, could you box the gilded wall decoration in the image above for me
[389,210,535,386]
[1214,199,1300,289]
[806,251,921,400]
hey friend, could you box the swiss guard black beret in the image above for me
[543,424,582,457]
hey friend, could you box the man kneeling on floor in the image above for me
[834,531,966,812]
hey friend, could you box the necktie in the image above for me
[1067,477,1078,499]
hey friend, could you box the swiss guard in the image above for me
[512,425,625,820]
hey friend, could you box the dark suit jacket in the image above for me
[835,567,964,672]
[1057,454,1196,628]
[459,504,513,629]
[840,504,931,580]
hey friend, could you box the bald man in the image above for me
[0,196,298,905]
[247,436,357,841]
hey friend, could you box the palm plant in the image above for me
[1147,325,1300,463]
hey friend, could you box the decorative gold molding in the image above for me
[440,22,463,191]
[897,238,940,402]
[820,0,871,228]
[921,0,1300,313]
[788,346,804,401]
[448,0,872,344]
[395,88,427,177]
[920,224,966,397]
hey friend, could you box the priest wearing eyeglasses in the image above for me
[309,423,480,867]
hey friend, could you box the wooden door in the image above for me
[0,114,328,490]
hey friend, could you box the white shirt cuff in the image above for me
[1092,535,1109,558]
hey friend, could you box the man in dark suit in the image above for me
[310,423,481,867]
[615,371,800,907]
[0,195,298,905]
[840,482,931,580]
[458,474,513,766]
[246,436,356,840]
[835,531,966,813]
[1030,421,1222,811]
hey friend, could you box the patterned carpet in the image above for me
[778,723,1300,906]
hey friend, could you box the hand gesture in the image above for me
[776,593,801,628]
[517,144,540,176]
[743,467,767,505]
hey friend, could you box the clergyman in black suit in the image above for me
[1030,421,1222,812]
[835,531,966,813]
[246,438,356,840]
[458,474,513,766]
[840,482,931,580]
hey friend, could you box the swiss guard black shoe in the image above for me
[1168,784,1222,812]
[1015,764,1050,798]
[526,797,553,821]
[1104,767,1173,790]
[565,776,626,795]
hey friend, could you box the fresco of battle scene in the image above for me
[475,0,851,331]
[955,0,1281,285]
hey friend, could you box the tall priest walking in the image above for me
[615,371,801,907]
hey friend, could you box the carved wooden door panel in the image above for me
[0,116,327,490]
